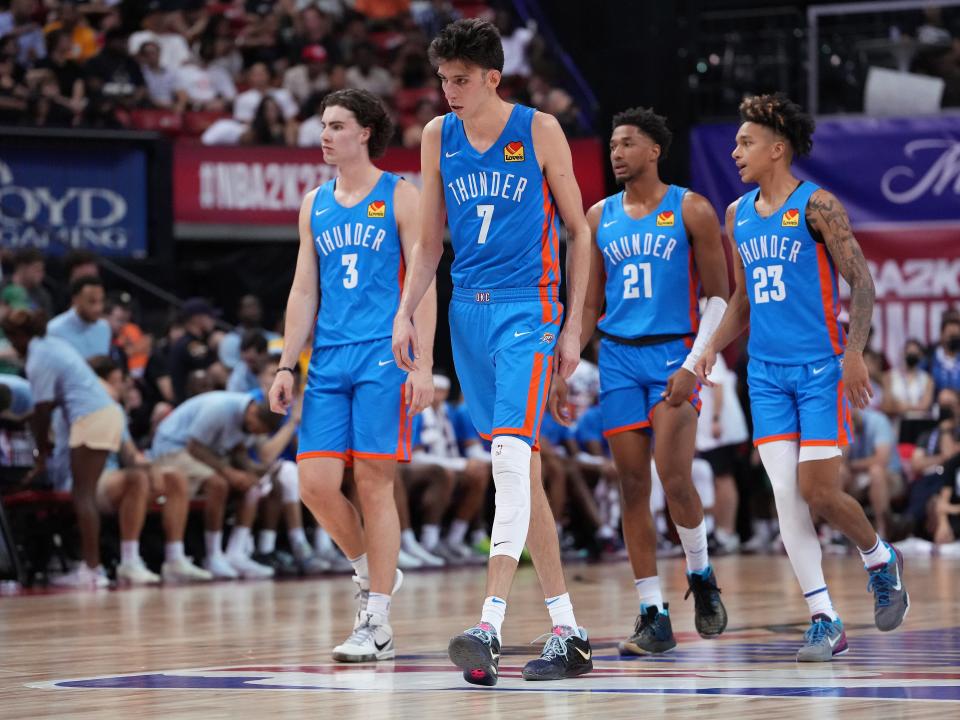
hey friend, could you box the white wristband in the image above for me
[682,296,728,374]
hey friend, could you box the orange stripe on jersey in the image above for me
[395,382,407,459]
[603,420,651,438]
[352,451,399,460]
[296,450,348,462]
[816,244,844,355]
[549,218,562,324]
[494,352,547,439]
[800,439,841,447]
[753,432,800,446]
[532,355,554,440]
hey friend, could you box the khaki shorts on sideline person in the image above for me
[69,404,125,452]
[152,449,217,497]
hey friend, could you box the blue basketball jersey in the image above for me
[734,181,846,364]
[440,104,560,298]
[596,185,700,339]
[310,171,404,349]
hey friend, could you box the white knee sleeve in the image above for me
[691,458,715,509]
[757,440,827,595]
[799,445,842,462]
[489,435,532,561]
[277,460,300,504]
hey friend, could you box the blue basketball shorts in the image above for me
[748,354,853,448]
[298,337,412,462]
[598,337,702,438]
[449,287,561,448]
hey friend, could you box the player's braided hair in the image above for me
[738,93,815,157]
[428,18,504,72]
[321,89,394,159]
[611,107,672,161]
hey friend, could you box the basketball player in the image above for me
[392,19,593,684]
[696,93,909,661]
[269,89,436,663]
[550,107,730,655]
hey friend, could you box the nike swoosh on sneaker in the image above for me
[892,564,902,591]
[827,633,841,648]
[575,647,591,660]
[374,638,391,651]
[378,359,394,366]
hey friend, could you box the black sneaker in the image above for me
[618,603,677,655]
[251,550,299,577]
[685,566,728,638]
[521,626,593,681]
[448,622,501,686]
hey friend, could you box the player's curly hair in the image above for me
[428,18,504,72]
[611,107,672,161]
[321,89,394,159]
[738,93,815,157]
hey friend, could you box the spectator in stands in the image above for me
[346,42,394,97]
[226,331,268,392]
[296,66,348,146]
[141,316,180,410]
[62,249,98,286]
[495,9,536,79]
[283,43,329,103]
[906,388,960,537]
[138,39,185,111]
[169,298,221,405]
[42,0,97,62]
[234,61,298,123]
[0,35,28,124]
[930,316,960,394]
[413,0,461,40]
[128,1,191,71]
[174,37,235,112]
[240,94,297,145]
[930,464,960,545]
[106,294,149,379]
[3,308,124,588]
[290,6,335,63]
[25,68,79,127]
[47,276,111,360]
[84,27,146,126]
[2,248,52,315]
[883,338,934,416]
[0,0,45,67]
[150,390,282,579]
[35,29,85,124]
[87,356,211,585]
[218,295,277,369]
[400,96,437,148]
[844,408,903,538]
[204,14,243,80]
[543,87,582,137]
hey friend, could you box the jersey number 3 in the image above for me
[752,265,786,303]
[342,254,359,289]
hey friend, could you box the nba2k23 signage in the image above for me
[172,139,606,237]
[691,114,960,360]
[0,147,147,258]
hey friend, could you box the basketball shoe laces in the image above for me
[345,614,379,645]
[866,565,894,607]
[530,630,569,661]
[465,624,495,645]
[804,617,837,645]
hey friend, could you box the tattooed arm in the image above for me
[807,188,876,408]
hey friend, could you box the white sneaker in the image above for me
[162,556,213,583]
[204,554,239,579]
[117,561,161,586]
[404,538,445,567]
[332,611,394,662]
[397,547,424,569]
[713,528,741,555]
[226,553,275,579]
[51,563,109,589]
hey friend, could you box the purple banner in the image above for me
[690,114,960,228]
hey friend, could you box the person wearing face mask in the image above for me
[883,339,934,417]
[930,317,960,395]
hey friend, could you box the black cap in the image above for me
[180,297,219,320]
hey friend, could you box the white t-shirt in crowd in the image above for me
[696,353,749,451]
[233,88,299,122]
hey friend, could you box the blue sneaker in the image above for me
[684,566,728,638]
[521,625,593,680]
[449,622,500,686]
[867,544,909,631]
[618,603,677,655]
[796,614,848,662]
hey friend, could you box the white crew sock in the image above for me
[421,524,440,550]
[401,528,419,553]
[545,592,577,629]
[480,595,506,637]
[258,529,277,555]
[366,592,391,618]
[120,540,139,565]
[226,526,251,558]
[288,527,309,556]
[859,535,893,568]
[804,585,839,620]
[205,531,223,559]
[634,576,663,612]
[676,519,710,573]
[446,519,469,546]
[350,553,369,583]
[165,541,185,563]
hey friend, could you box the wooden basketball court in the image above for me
[3,554,959,719]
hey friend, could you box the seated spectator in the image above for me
[226,331,268,392]
[149,390,283,579]
[543,87,582,137]
[863,348,885,411]
[283,43,330,104]
[106,294,150,379]
[930,316,960,394]
[495,9,536,79]
[843,408,903,538]
[218,295,278,370]
[0,0,46,67]
[169,298,222,405]
[42,0,97,62]
[128,1,192,71]
[35,29,85,124]
[140,316,181,412]
[84,27,146,125]
[174,37,236,112]
[138,39,185,111]
[3,308,124,589]
[0,36,29,124]
[233,61,298,124]
[1,248,52,315]
[62,248,99,285]
[412,0,461,39]
[930,466,960,545]
[24,68,77,127]
[883,339,934,417]
[47,276,111,360]
[240,94,297,146]
[345,42,394,98]
[905,388,960,537]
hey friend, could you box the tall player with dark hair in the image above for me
[270,89,436,663]
[392,19,594,684]
[696,93,909,662]
[551,107,730,655]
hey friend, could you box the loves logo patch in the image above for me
[503,141,525,162]
[781,208,800,227]
[656,210,675,227]
[367,200,386,218]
